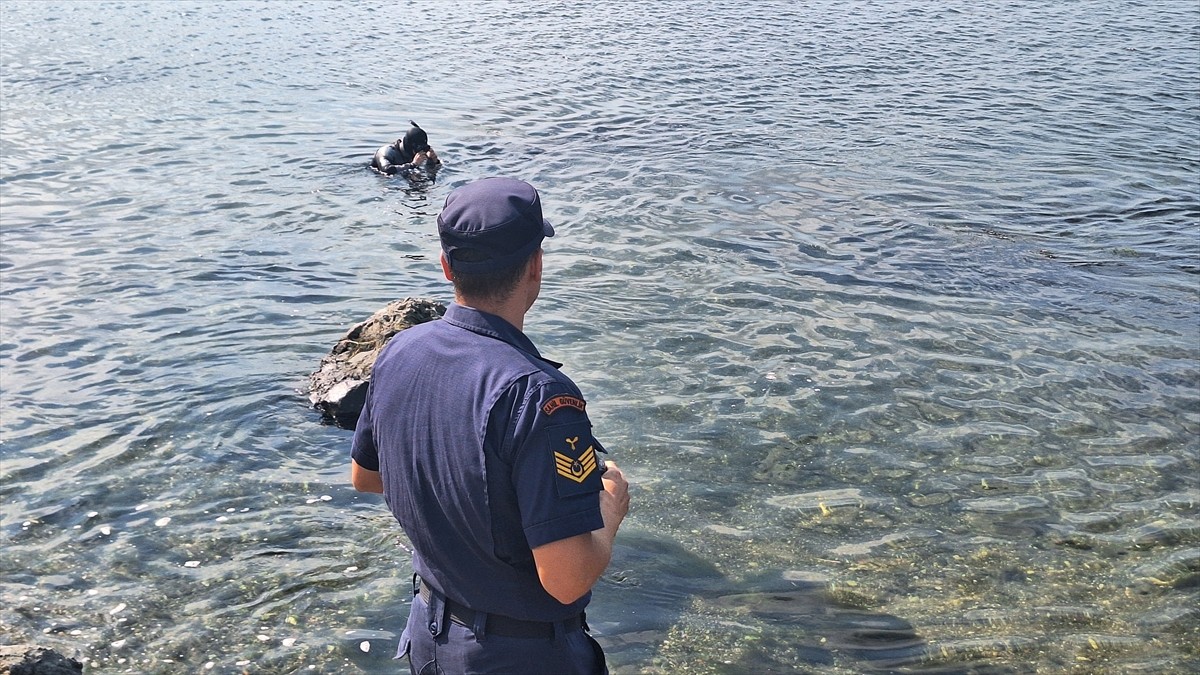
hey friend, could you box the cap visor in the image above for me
[543,219,555,237]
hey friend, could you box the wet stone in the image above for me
[307,298,446,429]
[0,645,83,675]
[908,492,952,508]
[705,524,754,538]
[34,576,77,591]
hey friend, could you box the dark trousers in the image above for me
[399,588,608,675]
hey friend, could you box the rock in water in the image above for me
[0,645,83,675]
[308,298,446,428]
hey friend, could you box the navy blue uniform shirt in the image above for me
[352,303,606,622]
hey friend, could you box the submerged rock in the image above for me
[0,645,83,675]
[308,298,446,428]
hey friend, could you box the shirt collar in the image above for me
[442,303,563,369]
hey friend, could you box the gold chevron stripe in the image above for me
[554,447,597,483]
[557,451,596,471]
[554,448,595,468]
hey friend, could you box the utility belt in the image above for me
[415,575,586,640]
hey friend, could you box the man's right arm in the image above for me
[350,393,383,494]
[351,458,384,493]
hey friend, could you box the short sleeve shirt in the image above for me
[351,303,606,621]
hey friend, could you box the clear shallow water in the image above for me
[1,1,1197,673]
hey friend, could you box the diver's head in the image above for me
[402,121,430,154]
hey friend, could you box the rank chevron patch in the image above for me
[554,439,598,483]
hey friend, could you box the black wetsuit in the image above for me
[372,140,418,175]
[372,123,438,176]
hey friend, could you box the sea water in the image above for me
[1,1,1197,672]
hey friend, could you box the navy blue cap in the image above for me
[438,178,555,273]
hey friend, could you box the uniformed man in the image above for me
[371,120,441,176]
[350,177,630,675]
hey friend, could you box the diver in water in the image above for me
[372,121,441,177]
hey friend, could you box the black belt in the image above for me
[417,578,584,639]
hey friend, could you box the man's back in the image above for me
[356,304,603,621]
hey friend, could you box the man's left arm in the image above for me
[531,462,629,604]
[514,383,629,605]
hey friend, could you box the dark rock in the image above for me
[308,298,446,428]
[0,645,83,675]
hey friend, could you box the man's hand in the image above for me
[599,461,629,530]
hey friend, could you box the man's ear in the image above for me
[529,248,543,283]
[440,252,454,281]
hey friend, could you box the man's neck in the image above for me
[456,295,526,332]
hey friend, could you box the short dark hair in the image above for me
[450,248,537,303]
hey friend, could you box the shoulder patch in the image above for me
[545,422,603,498]
[542,394,586,416]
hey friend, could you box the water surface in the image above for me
[2,1,1198,673]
